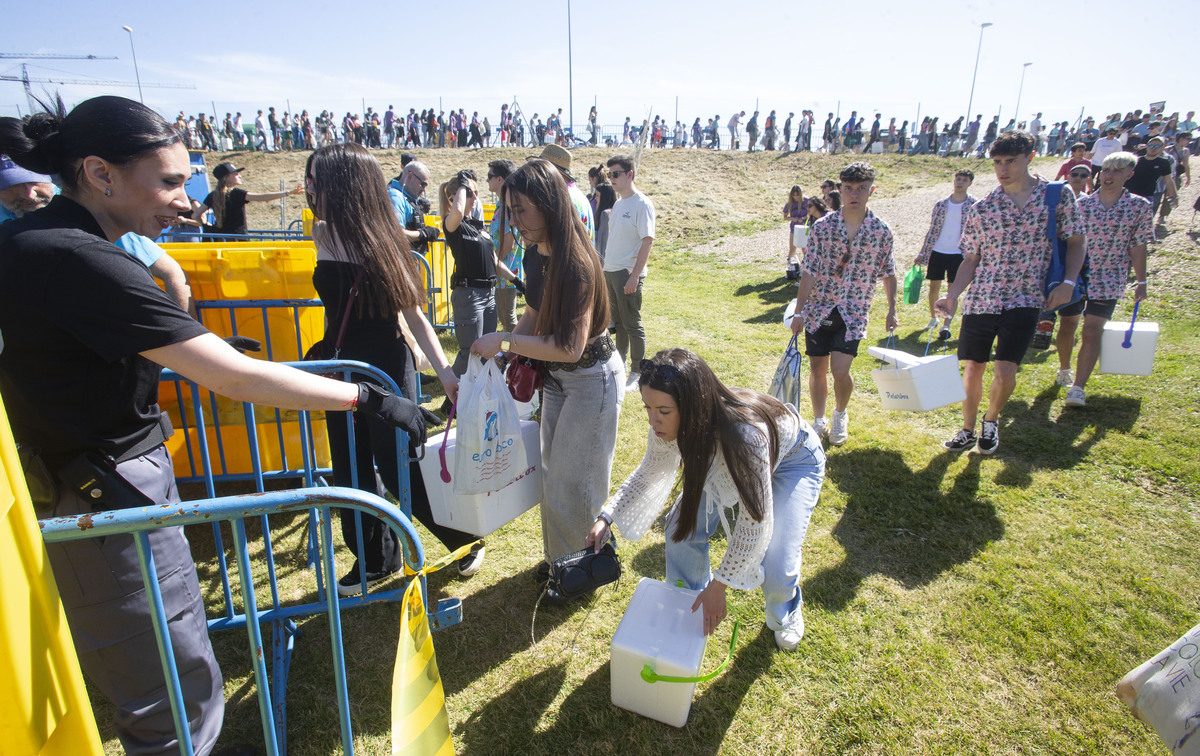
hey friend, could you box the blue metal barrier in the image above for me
[160,229,308,243]
[155,360,457,752]
[40,486,452,756]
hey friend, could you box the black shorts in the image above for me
[805,307,860,357]
[926,251,964,282]
[957,308,1040,364]
[1057,297,1117,320]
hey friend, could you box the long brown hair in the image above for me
[639,348,788,542]
[305,143,424,317]
[501,159,607,349]
[211,172,236,228]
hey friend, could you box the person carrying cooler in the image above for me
[1055,151,1152,408]
[585,348,825,651]
[789,161,897,447]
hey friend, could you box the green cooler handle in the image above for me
[640,619,739,684]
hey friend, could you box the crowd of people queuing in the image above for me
[167,98,1199,166]
[0,89,1190,754]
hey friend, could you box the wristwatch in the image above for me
[499,334,512,352]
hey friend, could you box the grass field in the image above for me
[96,146,1200,754]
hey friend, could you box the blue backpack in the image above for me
[1043,182,1087,310]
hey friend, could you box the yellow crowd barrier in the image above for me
[0,402,103,755]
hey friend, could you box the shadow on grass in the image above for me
[457,626,774,755]
[735,277,802,325]
[991,386,1142,488]
[433,564,582,697]
[457,666,568,754]
[805,449,1001,612]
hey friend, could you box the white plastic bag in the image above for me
[1116,622,1200,755]
[453,357,528,495]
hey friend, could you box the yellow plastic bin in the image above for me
[423,214,452,327]
[0,401,104,755]
[157,241,331,479]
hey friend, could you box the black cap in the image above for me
[212,162,244,180]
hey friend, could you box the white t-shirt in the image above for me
[932,199,967,255]
[1090,136,1123,167]
[603,191,656,273]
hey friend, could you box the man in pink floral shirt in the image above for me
[935,131,1086,454]
[1057,151,1152,407]
[790,161,897,446]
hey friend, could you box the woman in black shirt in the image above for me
[192,160,301,235]
[440,169,499,377]
[0,95,427,754]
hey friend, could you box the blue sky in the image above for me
[3,0,1194,132]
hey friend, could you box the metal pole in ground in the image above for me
[965,22,993,132]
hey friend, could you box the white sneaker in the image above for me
[457,545,486,577]
[625,372,640,390]
[829,409,849,446]
[1055,369,1074,388]
[925,317,940,331]
[1065,386,1087,407]
[774,616,805,652]
[812,417,829,439]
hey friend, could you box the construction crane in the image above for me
[1,53,193,113]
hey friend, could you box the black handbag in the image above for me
[544,541,621,602]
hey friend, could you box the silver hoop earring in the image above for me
[104,188,112,197]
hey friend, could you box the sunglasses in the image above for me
[1069,172,1090,178]
[486,173,498,180]
[638,359,681,385]
[608,170,627,178]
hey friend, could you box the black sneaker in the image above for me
[1030,321,1054,350]
[978,420,999,455]
[337,562,395,596]
[943,428,977,451]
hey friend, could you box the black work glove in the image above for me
[355,382,427,449]
[223,335,262,353]
[512,277,527,295]
[418,225,441,243]
[456,169,476,189]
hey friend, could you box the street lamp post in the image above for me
[1013,62,1033,130]
[121,25,143,104]
[567,0,573,138]
[965,22,993,127]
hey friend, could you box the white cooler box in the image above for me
[1099,320,1158,376]
[611,578,708,727]
[868,346,965,412]
[419,419,541,537]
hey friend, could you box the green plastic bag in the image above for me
[903,264,924,305]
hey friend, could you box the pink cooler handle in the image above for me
[439,403,455,483]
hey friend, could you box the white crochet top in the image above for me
[602,405,802,591]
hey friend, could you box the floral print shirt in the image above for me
[1076,190,1153,300]
[799,209,895,340]
[960,179,1084,315]
[916,194,977,264]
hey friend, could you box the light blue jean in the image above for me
[664,421,826,632]
[539,351,625,560]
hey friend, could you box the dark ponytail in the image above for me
[0,95,180,192]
